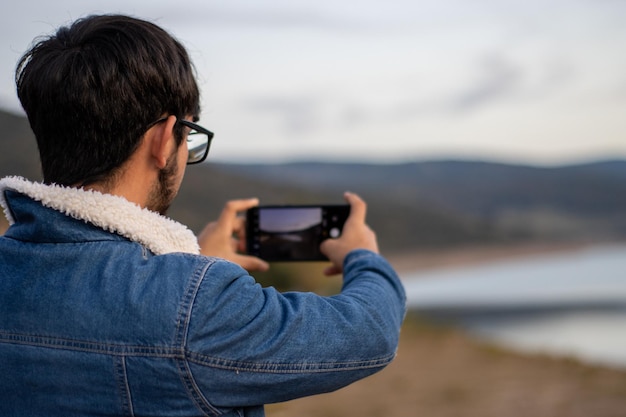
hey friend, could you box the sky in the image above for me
[1,0,625,165]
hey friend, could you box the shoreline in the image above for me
[385,240,617,275]
[390,241,626,372]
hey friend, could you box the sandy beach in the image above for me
[267,242,626,417]
[268,316,626,417]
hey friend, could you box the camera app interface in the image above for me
[258,207,323,260]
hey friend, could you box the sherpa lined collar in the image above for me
[0,176,200,255]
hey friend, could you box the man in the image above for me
[0,14,406,417]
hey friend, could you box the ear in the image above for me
[149,115,178,169]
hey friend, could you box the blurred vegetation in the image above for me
[251,262,342,295]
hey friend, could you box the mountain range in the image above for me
[2,108,625,252]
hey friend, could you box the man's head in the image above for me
[16,14,200,188]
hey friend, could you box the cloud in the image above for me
[244,96,322,135]
[160,6,394,34]
[447,54,523,113]
[383,51,577,124]
[241,49,579,136]
[240,54,524,135]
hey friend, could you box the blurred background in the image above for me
[2,1,626,416]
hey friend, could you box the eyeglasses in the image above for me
[147,117,214,165]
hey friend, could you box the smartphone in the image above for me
[246,205,350,261]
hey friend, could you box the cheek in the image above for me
[179,140,189,165]
[175,141,188,183]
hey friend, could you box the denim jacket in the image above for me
[0,177,406,417]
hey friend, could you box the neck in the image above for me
[82,157,157,210]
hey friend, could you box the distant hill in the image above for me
[0,109,41,181]
[215,160,626,243]
[2,108,625,251]
[216,160,626,217]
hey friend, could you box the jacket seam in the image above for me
[0,331,183,357]
[113,356,135,417]
[185,351,397,374]
[174,259,221,417]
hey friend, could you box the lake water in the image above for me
[402,244,626,369]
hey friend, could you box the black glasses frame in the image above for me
[147,117,214,165]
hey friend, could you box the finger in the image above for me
[231,216,246,235]
[236,235,247,253]
[319,238,335,256]
[344,192,367,224]
[216,198,259,232]
[219,198,259,221]
[230,217,249,253]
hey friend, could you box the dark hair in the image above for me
[16,14,200,185]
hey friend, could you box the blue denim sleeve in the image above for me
[184,249,406,409]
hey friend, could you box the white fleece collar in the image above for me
[0,176,200,255]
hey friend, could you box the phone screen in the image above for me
[246,205,349,261]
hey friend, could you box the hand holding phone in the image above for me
[320,192,379,275]
[198,198,270,272]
